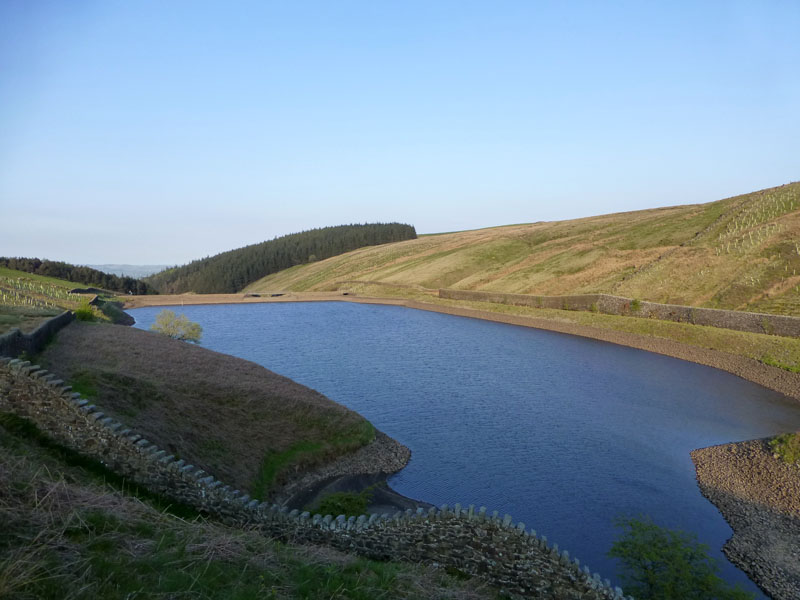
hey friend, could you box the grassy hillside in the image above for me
[146,223,417,294]
[0,267,93,334]
[0,412,494,599]
[248,183,800,316]
[36,322,377,499]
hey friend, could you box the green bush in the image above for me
[315,489,373,518]
[769,432,800,464]
[608,516,754,599]
[74,302,94,321]
[150,309,202,343]
[630,298,642,313]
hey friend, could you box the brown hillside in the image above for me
[248,183,800,316]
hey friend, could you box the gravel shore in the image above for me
[692,440,800,600]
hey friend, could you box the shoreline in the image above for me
[692,440,800,600]
[124,292,800,595]
[123,292,800,403]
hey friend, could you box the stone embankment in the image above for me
[692,440,800,600]
[0,310,74,357]
[438,289,800,338]
[0,357,630,600]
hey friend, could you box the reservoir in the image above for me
[131,301,800,595]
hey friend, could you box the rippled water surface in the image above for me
[131,302,800,595]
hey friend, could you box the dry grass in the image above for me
[248,182,800,316]
[36,322,374,498]
[0,416,497,599]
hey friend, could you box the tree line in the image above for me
[0,257,155,295]
[145,223,417,294]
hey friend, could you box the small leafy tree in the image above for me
[608,516,754,600]
[149,309,202,343]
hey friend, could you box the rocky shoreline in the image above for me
[692,439,800,600]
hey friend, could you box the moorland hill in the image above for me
[247,183,800,316]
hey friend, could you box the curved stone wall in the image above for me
[0,356,631,600]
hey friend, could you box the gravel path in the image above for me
[692,440,800,600]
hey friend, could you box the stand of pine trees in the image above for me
[145,223,417,294]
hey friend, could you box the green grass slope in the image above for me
[247,183,800,316]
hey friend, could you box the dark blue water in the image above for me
[131,302,800,596]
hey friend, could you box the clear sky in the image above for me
[2,1,798,265]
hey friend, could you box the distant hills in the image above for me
[85,264,171,279]
[247,183,800,316]
[145,223,417,294]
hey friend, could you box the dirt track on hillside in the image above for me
[124,293,800,403]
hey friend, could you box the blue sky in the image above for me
[2,1,798,265]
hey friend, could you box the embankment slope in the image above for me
[36,321,408,499]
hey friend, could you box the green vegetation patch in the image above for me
[609,516,754,600]
[769,432,800,465]
[314,488,374,518]
[252,421,375,499]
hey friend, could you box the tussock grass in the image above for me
[0,417,496,599]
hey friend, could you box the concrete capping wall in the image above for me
[0,358,630,600]
[439,289,800,338]
[0,311,75,358]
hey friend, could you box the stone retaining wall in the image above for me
[439,289,800,338]
[0,357,630,600]
[0,310,75,358]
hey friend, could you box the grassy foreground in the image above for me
[0,412,494,600]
